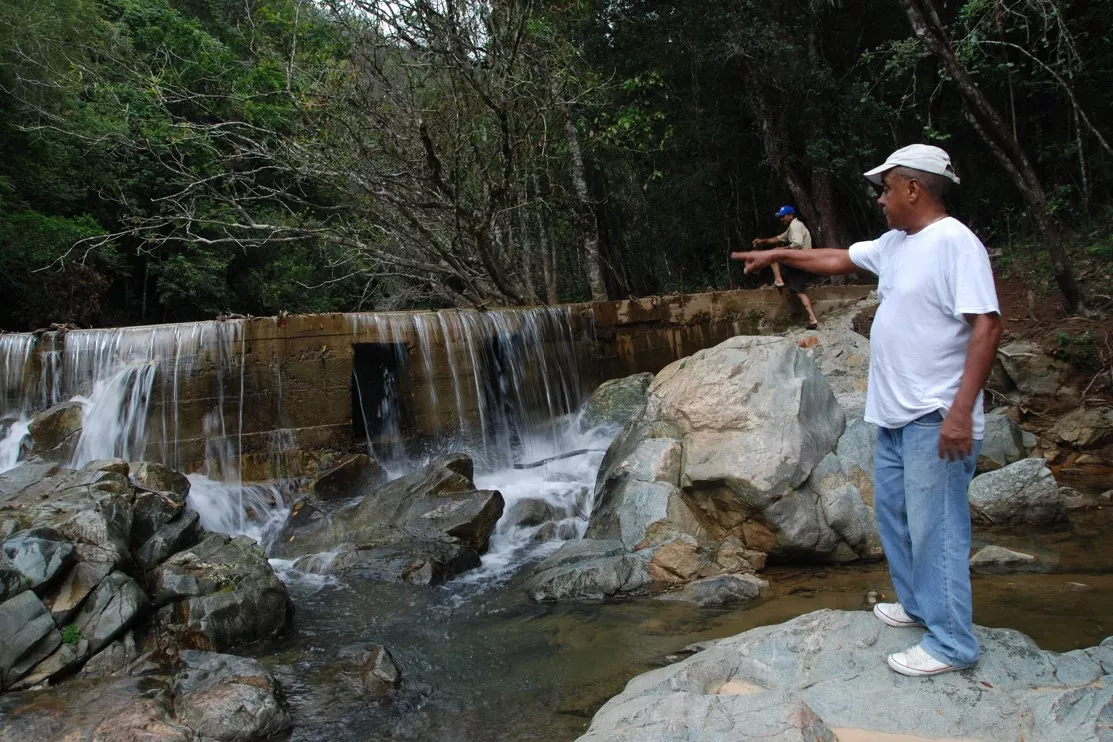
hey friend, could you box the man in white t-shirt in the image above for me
[731,144,1002,677]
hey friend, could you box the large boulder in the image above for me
[271,454,504,585]
[310,452,385,501]
[580,609,1113,742]
[26,402,83,460]
[151,533,292,652]
[173,651,291,741]
[581,373,653,431]
[583,336,868,595]
[968,458,1066,525]
[0,652,290,742]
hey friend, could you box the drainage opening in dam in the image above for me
[351,342,413,456]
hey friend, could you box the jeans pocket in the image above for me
[910,410,944,427]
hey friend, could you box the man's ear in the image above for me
[906,178,922,203]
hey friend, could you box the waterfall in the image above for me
[0,305,602,579]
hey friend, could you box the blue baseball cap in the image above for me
[775,205,795,217]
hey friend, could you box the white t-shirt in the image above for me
[848,217,999,438]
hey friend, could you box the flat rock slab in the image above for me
[580,609,1113,741]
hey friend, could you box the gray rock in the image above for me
[977,414,1026,473]
[524,539,651,602]
[130,485,187,550]
[997,341,1078,403]
[8,637,89,690]
[78,630,140,679]
[338,644,402,694]
[653,574,768,608]
[808,453,881,560]
[131,461,190,497]
[6,624,61,689]
[834,418,877,501]
[0,461,64,502]
[135,509,201,570]
[1022,430,1039,450]
[0,675,190,742]
[580,609,1113,742]
[310,452,385,500]
[587,437,698,550]
[1,527,75,593]
[0,554,28,602]
[152,533,291,651]
[271,455,503,584]
[581,373,653,431]
[968,458,1066,525]
[42,558,113,625]
[1050,407,1113,449]
[970,545,1037,574]
[504,498,557,528]
[586,336,850,581]
[326,540,481,586]
[26,401,83,459]
[0,590,56,689]
[73,570,149,654]
[173,650,291,741]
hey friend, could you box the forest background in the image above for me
[1,0,1110,331]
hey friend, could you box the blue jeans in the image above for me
[874,410,982,667]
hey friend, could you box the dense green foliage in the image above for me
[1,0,1110,328]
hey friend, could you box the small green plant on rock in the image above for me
[61,624,82,645]
[1056,331,1100,372]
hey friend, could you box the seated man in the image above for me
[751,205,819,329]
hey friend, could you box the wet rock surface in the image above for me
[580,372,653,431]
[272,454,504,584]
[152,533,292,651]
[0,650,290,742]
[580,609,1113,741]
[0,458,291,738]
[311,452,385,501]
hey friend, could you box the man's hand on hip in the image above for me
[939,409,974,461]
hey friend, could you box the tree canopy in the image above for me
[1,0,1110,329]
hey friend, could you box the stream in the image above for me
[3,312,1112,740]
[255,503,1113,741]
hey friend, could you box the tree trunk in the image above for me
[562,104,608,301]
[896,0,1086,314]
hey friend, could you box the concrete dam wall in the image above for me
[0,285,870,477]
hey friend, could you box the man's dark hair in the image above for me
[891,166,954,202]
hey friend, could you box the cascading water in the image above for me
[0,304,607,586]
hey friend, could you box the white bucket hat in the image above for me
[864,144,960,185]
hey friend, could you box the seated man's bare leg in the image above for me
[798,291,819,328]
[772,263,785,287]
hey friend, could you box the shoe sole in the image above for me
[873,605,925,629]
[887,654,957,677]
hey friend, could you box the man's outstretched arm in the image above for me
[731,248,858,276]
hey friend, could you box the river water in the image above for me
[3,313,1113,740]
[256,505,1113,741]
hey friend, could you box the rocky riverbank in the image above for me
[0,458,292,739]
[579,608,1113,741]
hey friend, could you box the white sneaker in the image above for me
[873,602,925,628]
[887,644,959,677]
